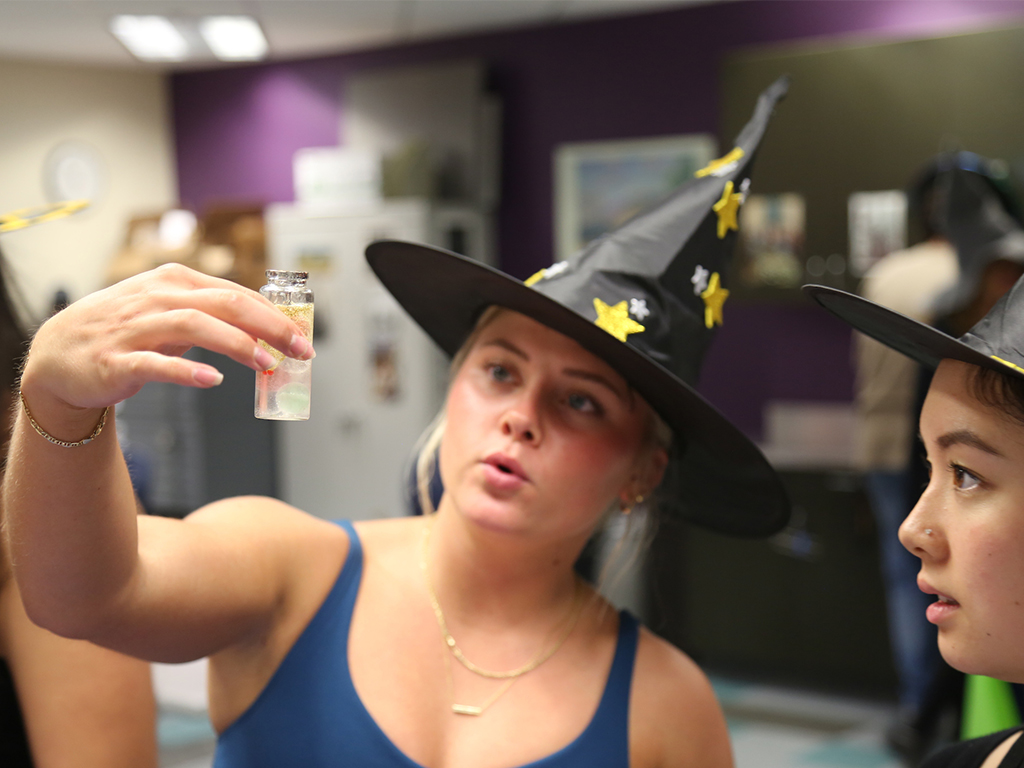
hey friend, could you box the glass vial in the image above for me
[255,270,314,421]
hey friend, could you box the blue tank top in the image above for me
[214,520,638,767]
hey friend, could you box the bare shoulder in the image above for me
[179,495,349,561]
[188,499,356,728]
[191,496,353,598]
[629,627,733,768]
[185,494,340,533]
[351,515,423,547]
[350,516,425,572]
[143,496,351,641]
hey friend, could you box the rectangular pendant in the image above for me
[452,704,483,716]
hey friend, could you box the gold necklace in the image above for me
[441,644,519,717]
[419,518,584,715]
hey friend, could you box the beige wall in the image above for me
[0,58,176,324]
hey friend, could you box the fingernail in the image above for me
[194,368,224,386]
[255,348,276,370]
[289,334,313,359]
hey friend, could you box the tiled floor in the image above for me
[715,678,903,768]
[158,679,904,768]
[158,709,216,768]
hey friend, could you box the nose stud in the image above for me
[925,529,933,535]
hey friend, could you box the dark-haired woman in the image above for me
[807,272,1024,768]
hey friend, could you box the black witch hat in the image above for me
[805,270,1024,391]
[932,161,1024,317]
[806,153,1024,385]
[369,76,791,538]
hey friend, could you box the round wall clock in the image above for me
[43,140,106,204]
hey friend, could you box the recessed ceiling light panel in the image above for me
[110,15,190,61]
[199,16,269,61]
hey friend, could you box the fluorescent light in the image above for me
[199,16,268,61]
[110,15,189,61]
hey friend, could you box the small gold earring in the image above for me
[622,494,645,515]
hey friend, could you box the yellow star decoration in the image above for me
[712,180,743,239]
[524,261,569,287]
[593,298,645,342]
[0,199,89,233]
[700,272,729,329]
[695,147,745,178]
[524,269,546,287]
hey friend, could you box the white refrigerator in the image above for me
[265,199,492,521]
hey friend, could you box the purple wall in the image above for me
[172,0,1024,440]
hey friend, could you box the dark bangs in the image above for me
[968,365,1024,427]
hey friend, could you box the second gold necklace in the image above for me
[419,517,584,715]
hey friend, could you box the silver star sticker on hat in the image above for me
[691,265,710,296]
[630,298,651,320]
[545,260,569,278]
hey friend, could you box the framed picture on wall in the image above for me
[554,134,716,260]
[735,193,806,289]
[848,190,908,277]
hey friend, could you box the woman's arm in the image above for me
[3,264,322,661]
[0,578,157,768]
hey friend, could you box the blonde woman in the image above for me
[5,79,789,767]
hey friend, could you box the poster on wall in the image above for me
[848,190,907,277]
[735,193,806,289]
[554,134,716,260]
[366,290,402,403]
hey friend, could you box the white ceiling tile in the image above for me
[253,0,404,58]
[407,0,562,39]
[0,0,717,69]
[0,2,137,66]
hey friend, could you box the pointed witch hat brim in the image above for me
[367,241,789,538]
[802,283,1024,384]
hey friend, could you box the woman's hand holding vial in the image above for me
[19,263,314,436]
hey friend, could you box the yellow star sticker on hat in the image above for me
[700,272,729,329]
[593,298,645,342]
[695,147,745,178]
[712,180,743,239]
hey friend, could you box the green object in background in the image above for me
[961,675,1022,740]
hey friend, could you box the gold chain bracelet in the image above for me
[20,390,110,448]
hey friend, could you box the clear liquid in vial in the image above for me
[255,302,313,420]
